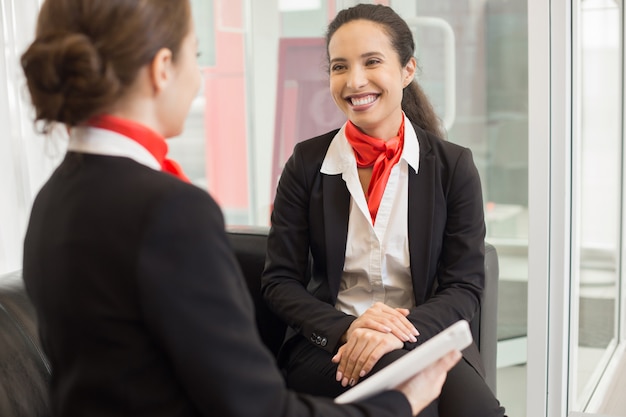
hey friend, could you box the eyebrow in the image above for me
[329,51,384,64]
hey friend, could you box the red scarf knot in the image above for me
[384,138,400,160]
[345,118,405,224]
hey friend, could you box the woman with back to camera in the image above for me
[262,4,507,417]
[20,0,460,416]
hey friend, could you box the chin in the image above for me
[165,127,184,139]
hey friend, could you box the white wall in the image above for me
[0,0,62,274]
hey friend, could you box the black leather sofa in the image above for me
[0,226,499,417]
[0,270,50,417]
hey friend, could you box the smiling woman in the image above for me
[261,4,507,417]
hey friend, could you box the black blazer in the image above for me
[262,123,486,376]
[23,152,413,417]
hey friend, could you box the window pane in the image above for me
[572,0,621,410]
[407,3,528,416]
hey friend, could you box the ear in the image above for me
[403,56,417,88]
[149,47,174,94]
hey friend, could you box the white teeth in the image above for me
[351,95,376,106]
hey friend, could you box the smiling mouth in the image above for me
[349,94,378,106]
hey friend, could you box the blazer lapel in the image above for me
[322,174,350,301]
[408,133,436,304]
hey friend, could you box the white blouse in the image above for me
[321,114,420,317]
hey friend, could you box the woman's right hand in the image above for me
[395,350,462,416]
[345,302,419,343]
[332,328,403,387]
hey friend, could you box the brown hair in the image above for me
[21,0,191,133]
[326,4,444,138]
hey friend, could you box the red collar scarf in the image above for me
[345,118,405,224]
[88,114,190,183]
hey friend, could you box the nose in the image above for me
[346,66,367,89]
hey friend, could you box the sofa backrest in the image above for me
[227,227,287,357]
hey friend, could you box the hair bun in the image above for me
[21,31,120,130]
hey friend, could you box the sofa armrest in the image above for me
[0,270,51,417]
[482,242,499,395]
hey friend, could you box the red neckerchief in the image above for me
[88,114,190,183]
[345,118,405,224]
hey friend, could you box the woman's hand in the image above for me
[332,328,403,387]
[345,302,419,343]
[395,350,462,416]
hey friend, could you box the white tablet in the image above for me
[334,319,472,404]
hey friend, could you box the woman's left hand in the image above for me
[331,328,403,387]
[344,302,419,343]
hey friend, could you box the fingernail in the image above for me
[336,371,343,382]
[383,326,392,332]
[349,378,355,386]
[410,334,417,342]
[360,370,366,377]
[342,377,349,387]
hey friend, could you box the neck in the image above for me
[351,113,404,141]
[107,78,165,138]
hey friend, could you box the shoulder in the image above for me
[410,122,476,173]
[90,156,223,225]
[114,158,215,203]
[282,128,340,177]
[293,129,339,157]
[412,123,469,158]
[143,173,221,223]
